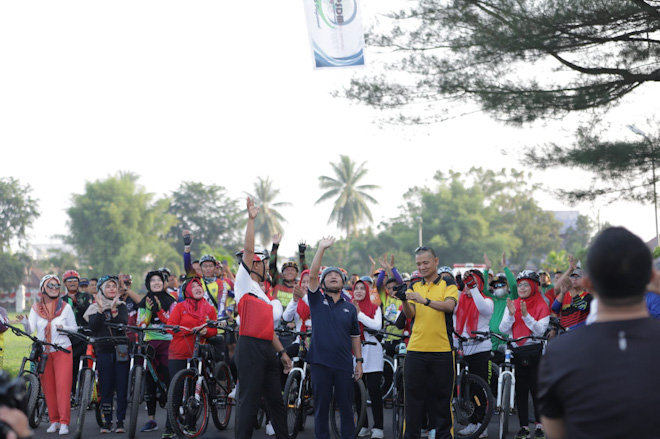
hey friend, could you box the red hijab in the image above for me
[512,280,550,345]
[455,273,490,336]
[182,278,215,321]
[352,280,378,339]
[297,270,311,332]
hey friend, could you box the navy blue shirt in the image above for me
[306,287,360,372]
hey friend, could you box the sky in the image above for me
[2,1,659,261]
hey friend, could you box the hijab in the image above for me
[352,280,378,339]
[297,270,311,332]
[181,277,215,321]
[32,275,65,344]
[512,279,550,345]
[456,271,491,335]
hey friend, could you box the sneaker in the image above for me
[266,422,275,436]
[371,428,384,439]
[514,427,530,439]
[47,423,61,433]
[458,424,478,436]
[141,420,158,432]
[161,429,174,439]
[116,421,126,433]
[534,427,545,439]
[421,429,429,438]
[429,430,435,439]
[59,425,69,435]
[101,422,113,434]
[228,387,237,399]
[358,428,372,437]
[479,426,488,438]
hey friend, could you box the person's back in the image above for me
[539,317,660,438]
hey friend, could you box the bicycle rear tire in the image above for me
[329,378,367,439]
[24,373,40,428]
[499,374,512,439]
[381,356,394,399]
[211,362,233,431]
[128,365,144,439]
[392,370,404,439]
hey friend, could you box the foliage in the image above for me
[0,177,39,251]
[167,181,244,256]
[541,250,569,274]
[653,246,660,259]
[66,173,178,276]
[343,0,660,125]
[34,249,79,276]
[0,252,26,292]
[564,214,595,258]
[315,155,380,238]
[247,177,291,247]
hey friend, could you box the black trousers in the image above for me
[363,372,384,430]
[235,336,288,439]
[513,347,543,428]
[403,351,455,439]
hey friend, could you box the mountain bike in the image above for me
[7,322,70,428]
[452,331,494,439]
[473,331,547,439]
[167,320,234,438]
[279,328,313,439]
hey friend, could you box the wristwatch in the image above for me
[356,358,364,363]
[424,298,431,306]
[277,349,287,357]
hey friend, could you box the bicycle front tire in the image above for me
[458,373,494,439]
[392,370,404,439]
[283,369,303,439]
[128,365,144,439]
[210,362,233,431]
[499,374,512,439]
[24,373,40,428]
[75,369,94,439]
[167,368,210,438]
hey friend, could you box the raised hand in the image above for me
[483,253,492,270]
[369,255,376,266]
[247,197,260,219]
[521,301,528,317]
[298,240,307,254]
[293,284,305,301]
[319,236,335,250]
[182,229,193,246]
[501,252,507,268]
[506,298,516,316]
[272,233,282,245]
[464,272,478,290]
[568,254,577,270]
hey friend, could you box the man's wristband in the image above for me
[277,349,286,357]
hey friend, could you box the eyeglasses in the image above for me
[46,283,60,289]
[414,246,437,257]
[493,283,506,288]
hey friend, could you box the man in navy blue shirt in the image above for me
[306,236,363,439]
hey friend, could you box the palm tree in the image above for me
[315,155,380,237]
[248,177,291,246]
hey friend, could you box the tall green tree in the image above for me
[315,155,380,238]
[541,250,569,274]
[0,177,40,251]
[0,252,25,292]
[66,173,177,276]
[247,177,290,247]
[167,182,244,256]
[342,0,660,125]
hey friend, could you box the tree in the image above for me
[315,155,380,237]
[342,1,660,125]
[0,177,40,251]
[541,250,569,274]
[167,182,244,255]
[0,252,26,292]
[564,214,595,256]
[66,173,178,276]
[247,177,291,247]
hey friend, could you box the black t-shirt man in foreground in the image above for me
[538,227,660,439]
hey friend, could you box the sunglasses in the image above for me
[46,283,60,289]
[414,246,437,257]
[493,283,506,288]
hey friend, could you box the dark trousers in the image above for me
[403,351,454,439]
[363,372,384,430]
[96,352,129,422]
[145,340,170,417]
[513,349,542,428]
[235,336,288,439]
[311,363,355,439]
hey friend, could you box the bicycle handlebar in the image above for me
[471,330,547,344]
[364,328,407,339]
[6,322,71,353]
[453,330,490,343]
[275,327,312,338]
[57,328,128,345]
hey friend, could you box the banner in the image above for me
[303,0,365,69]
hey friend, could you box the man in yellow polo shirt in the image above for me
[400,246,459,439]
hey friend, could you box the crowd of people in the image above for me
[3,197,660,439]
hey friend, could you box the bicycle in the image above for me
[166,320,234,438]
[105,322,171,439]
[6,322,70,428]
[279,328,313,439]
[452,331,494,439]
[472,331,547,439]
[58,328,127,439]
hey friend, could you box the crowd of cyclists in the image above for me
[8,197,660,439]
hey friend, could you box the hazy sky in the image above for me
[2,1,659,260]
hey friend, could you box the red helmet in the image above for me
[63,270,80,282]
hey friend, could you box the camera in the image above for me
[0,371,27,411]
[394,283,408,301]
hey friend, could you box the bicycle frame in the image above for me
[496,347,516,410]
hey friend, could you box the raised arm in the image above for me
[269,233,282,283]
[308,236,335,292]
[242,198,259,267]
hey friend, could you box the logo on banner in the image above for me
[316,0,358,27]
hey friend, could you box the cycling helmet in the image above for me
[281,261,299,272]
[97,275,119,297]
[516,270,540,284]
[159,267,171,280]
[411,271,422,281]
[360,275,374,285]
[401,272,411,282]
[62,270,80,281]
[438,266,453,276]
[145,270,166,291]
[320,267,347,286]
[199,254,217,265]
[466,269,485,283]
[235,247,270,262]
[39,274,60,291]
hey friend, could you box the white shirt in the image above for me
[24,303,78,352]
[453,286,494,355]
[499,310,549,348]
[358,307,383,373]
[282,295,311,332]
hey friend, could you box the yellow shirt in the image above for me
[406,276,459,353]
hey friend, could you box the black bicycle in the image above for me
[278,328,313,439]
[7,322,70,429]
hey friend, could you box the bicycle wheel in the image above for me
[211,362,233,431]
[499,374,512,439]
[128,365,144,439]
[329,378,367,439]
[283,369,303,439]
[75,369,93,439]
[392,371,404,439]
[381,356,394,399]
[300,375,312,430]
[24,374,40,428]
[454,373,494,439]
[167,368,210,438]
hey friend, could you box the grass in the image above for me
[3,312,37,377]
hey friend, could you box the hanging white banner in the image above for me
[303,0,365,69]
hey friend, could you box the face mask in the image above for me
[493,287,508,298]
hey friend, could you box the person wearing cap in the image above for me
[268,234,308,309]
[234,197,292,439]
[538,227,660,439]
[551,267,593,332]
[78,278,90,293]
[306,236,362,439]
[376,255,408,357]
[17,275,77,435]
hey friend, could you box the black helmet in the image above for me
[145,270,166,291]
[516,270,540,284]
[281,261,299,272]
[199,254,217,265]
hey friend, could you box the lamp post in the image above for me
[416,216,423,247]
[628,125,659,247]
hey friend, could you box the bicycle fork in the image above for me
[496,368,515,409]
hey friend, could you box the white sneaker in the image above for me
[59,425,70,435]
[371,428,384,439]
[47,423,61,433]
[228,383,237,399]
[265,422,275,436]
[358,428,372,437]
[429,429,436,439]
[458,424,478,436]
[479,426,488,438]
